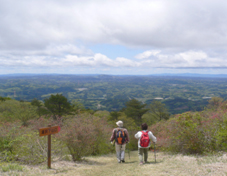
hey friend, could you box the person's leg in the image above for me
[138,148,144,164]
[120,144,126,162]
[115,143,121,163]
[144,148,149,163]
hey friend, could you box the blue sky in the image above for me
[1,0,227,75]
[89,44,144,60]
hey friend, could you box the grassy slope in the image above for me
[1,151,227,176]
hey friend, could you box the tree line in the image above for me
[29,94,170,126]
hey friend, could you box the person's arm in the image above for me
[148,131,157,143]
[134,131,140,139]
[110,129,115,142]
[124,129,130,142]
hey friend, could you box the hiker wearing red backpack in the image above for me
[135,123,157,165]
[110,120,130,163]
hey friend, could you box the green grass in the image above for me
[0,163,24,172]
[0,151,227,176]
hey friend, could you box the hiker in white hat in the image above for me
[110,120,129,163]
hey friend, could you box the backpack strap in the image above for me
[114,128,121,139]
[141,131,149,135]
[116,128,125,133]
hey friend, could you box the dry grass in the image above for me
[1,151,227,176]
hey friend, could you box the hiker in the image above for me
[135,123,157,165]
[110,120,130,163]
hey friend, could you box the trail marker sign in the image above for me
[39,126,61,136]
[39,125,61,169]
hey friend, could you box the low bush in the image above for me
[0,121,23,161]
[57,114,113,161]
[0,119,66,164]
[150,111,223,154]
[0,100,38,125]
[216,113,227,150]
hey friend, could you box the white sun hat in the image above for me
[116,120,123,127]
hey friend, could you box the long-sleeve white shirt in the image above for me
[135,130,157,148]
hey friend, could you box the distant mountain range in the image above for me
[150,73,227,78]
[0,73,227,78]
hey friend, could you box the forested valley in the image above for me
[0,74,227,174]
[1,74,227,114]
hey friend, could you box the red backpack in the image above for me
[140,131,150,147]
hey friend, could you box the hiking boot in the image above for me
[139,162,143,165]
[121,160,125,163]
[118,160,121,163]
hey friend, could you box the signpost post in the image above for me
[39,125,61,169]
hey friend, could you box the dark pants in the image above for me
[138,148,149,163]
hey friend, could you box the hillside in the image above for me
[1,151,227,176]
[1,77,227,176]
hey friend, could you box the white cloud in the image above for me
[1,0,227,74]
[138,50,227,68]
[1,0,227,49]
[135,50,161,59]
[1,47,226,69]
[115,57,141,67]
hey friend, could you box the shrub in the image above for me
[149,118,175,150]
[150,111,221,154]
[57,114,113,161]
[14,131,65,164]
[216,113,227,150]
[0,121,23,161]
[171,112,207,154]
[0,100,38,125]
[0,119,66,164]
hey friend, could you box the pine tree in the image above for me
[44,94,72,119]
[124,99,148,125]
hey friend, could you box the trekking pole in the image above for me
[128,148,130,160]
[154,142,156,163]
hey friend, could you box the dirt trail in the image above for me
[1,151,227,176]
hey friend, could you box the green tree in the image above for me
[93,110,110,118]
[124,99,148,125]
[207,97,223,111]
[71,100,85,114]
[142,113,159,126]
[0,96,6,102]
[0,96,11,102]
[149,100,170,121]
[44,94,72,120]
[31,98,50,117]
[31,98,42,107]
[16,102,38,126]
[108,111,121,121]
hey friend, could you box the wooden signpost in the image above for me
[39,125,61,169]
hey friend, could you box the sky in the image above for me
[1,0,227,75]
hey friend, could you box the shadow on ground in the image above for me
[120,161,137,164]
[144,161,163,164]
